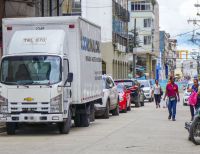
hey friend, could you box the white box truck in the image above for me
[0,16,103,135]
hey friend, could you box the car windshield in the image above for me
[117,85,124,93]
[0,55,61,85]
[115,81,133,88]
[138,80,150,87]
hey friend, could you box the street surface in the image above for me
[0,96,200,154]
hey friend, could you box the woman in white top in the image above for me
[152,79,162,108]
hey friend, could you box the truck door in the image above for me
[63,59,72,117]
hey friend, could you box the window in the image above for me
[131,1,151,11]
[144,18,152,28]
[144,36,152,45]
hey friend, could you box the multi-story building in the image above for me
[63,0,130,79]
[167,39,177,77]
[159,31,170,79]
[128,0,160,79]
[0,0,5,57]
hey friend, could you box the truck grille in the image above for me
[9,102,50,113]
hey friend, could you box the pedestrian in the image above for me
[187,78,199,121]
[163,76,180,121]
[152,79,162,108]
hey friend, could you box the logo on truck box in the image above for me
[81,36,100,53]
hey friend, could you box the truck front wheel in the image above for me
[6,122,16,135]
[59,110,72,134]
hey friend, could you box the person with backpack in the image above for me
[163,76,180,121]
[152,79,163,108]
[187,78,199,121]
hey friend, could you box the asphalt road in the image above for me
[0,99,200,154]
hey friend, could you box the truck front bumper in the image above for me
[0,113,64,122]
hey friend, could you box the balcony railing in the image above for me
[113,0,130,22]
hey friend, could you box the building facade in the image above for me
[159,31,170,79]
[128,0,160,79]
[63,0,130,79]
[0,0,5,57]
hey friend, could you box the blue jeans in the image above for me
[168,100,177,119]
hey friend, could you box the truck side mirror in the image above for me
[140,85,144,89]
[67,72,73,83]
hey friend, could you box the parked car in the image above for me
[115,84,131,112]
[183,81,193,106]
[138,80,153,102]
[95,75,119,118]
[114,79,144,107]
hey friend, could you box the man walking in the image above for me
[163,76,180,121]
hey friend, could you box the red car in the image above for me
[115,84,131,113]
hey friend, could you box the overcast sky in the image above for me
[157,0,200,50]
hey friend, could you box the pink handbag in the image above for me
[188,91,198,106]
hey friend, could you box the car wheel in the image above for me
[112,100,119,116]
[123,102,127,113]
[127,102,131,111]
[149,98,152,102]
[141,101,144,106]
[102,100,110,119]
[135,96,141,107]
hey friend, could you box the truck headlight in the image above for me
[0,95,8,113]
[50,95,62,113]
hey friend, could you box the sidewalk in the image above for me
[0,123,5,133]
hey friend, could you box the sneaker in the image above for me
[168,115,171,120]
[172,118,176,121]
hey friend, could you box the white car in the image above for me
[183,82,193,106]
[138,80,153,102]
[95,75,119,118]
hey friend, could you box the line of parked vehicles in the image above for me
[94,75,154,119]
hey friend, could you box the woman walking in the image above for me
[187,78,199,121]
[163,76,180,121]
[152,79,162,108]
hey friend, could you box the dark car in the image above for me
[115,79,144,107]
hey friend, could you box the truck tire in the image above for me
[80,113,90,127]
[59,110,72,134]
[74,113,81,127]
[103,101,110,119]
[189,118,200,145]
[6,122,16,135]
[90,104,95,122]
[112,103,119,116]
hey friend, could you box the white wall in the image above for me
[81,0,112,42]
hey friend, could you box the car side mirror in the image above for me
[140,85,144,89]
[67,72,73,83]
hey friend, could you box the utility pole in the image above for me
[132,18,137,78]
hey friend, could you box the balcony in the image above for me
[113,1,130,22]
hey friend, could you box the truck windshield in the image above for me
[0,56,61,85]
